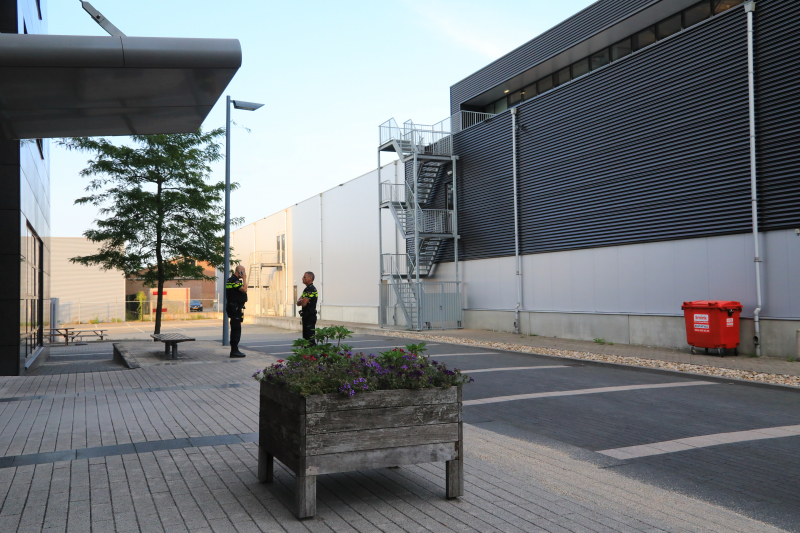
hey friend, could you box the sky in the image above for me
[48,0,597,237]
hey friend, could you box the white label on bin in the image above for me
[727,318,734,327]
[694,314,709,323]
[694,324,710,332]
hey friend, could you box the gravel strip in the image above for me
[371,331,800,388]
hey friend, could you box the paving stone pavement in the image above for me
[0,337,789,532]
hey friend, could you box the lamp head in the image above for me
[231,100,264,111]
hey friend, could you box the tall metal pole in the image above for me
[378,150,383,327]
[413,152,420,330]
[511,107,522,335]
[222,96,231,346]
[745,0,763,356]
[452,156,458,285]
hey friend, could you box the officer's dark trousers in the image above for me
[227,304,243,349]
[302,315,317,346]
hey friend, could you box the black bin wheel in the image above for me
[704,348,709,354]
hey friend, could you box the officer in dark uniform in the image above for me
[225,265,248,358]
[296,271,318,346]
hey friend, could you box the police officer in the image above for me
[296,271,318,346]
[226,265,248,358]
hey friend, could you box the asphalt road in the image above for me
[238,332,800,532]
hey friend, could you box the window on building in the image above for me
[632,27,656,51]
[572,58,590,78]
[590,48,610,70]
[471,0,741,113]
[611,37,632,61]
[537,75,554,94]
[684,1,711,26]
[522,83,537,100]
[446,183,454,210]
[656,13,682,39]
[553,66,571,87]
[713,0,741,13]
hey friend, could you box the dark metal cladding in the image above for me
[439,8,760,262]
[449,0,656,115]
[754,0,800,231]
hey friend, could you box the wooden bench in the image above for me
[150,333,195,360]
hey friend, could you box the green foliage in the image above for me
[59,130,241,334]
[593,338,606,345]
[254,330,472,397]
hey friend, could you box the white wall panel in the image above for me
[320,170,379,307]
[592,246,619,313]
[452,230,799,319]
[290,197,321,293]
[617,244,647,314]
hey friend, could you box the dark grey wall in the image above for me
[449,0,656,115]
[432,2,798,265]
[754,0,800,231]
[0,0,51,375]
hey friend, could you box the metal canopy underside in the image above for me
[0,34,242,139]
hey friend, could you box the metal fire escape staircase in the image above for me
[378,118,460,330]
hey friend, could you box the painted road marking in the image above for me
[244,340,436,348]
[465,365,569,373]
[268,345,440,355]
[598,424,800,460]
[463,381,717,406]
[428,353,500,357]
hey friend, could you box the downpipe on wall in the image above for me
[745,1,763,356]
[511,107,522,334]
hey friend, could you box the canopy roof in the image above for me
[0,34,241,139]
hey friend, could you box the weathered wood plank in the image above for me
[260,418,303,452]
[258,447,273,483]
[296,475,316,519]
[305,442,457,476]
[446,458,463,498]
[260,381,305,413]
[260,395,306,435]
[261,434,301,475]
[304,387,458,413]
[306,423,459,456]
[306,403,459,434]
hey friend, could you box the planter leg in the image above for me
[446,459,463,499]
[295,475,316,518]
[258,447,273,483]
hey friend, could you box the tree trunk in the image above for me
[154,180,164,335]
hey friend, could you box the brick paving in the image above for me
[0,331,789,532]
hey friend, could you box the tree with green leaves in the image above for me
[61,129,240,334]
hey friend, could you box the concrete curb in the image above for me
[381,334,800,395]
[113,343,140,369]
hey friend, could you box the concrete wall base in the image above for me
[319,306,378,324]
[463,309,800,358]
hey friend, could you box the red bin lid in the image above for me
[681,300,743,311]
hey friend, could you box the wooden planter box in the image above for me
[258,381,463,518]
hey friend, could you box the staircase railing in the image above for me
[379,117,453,156]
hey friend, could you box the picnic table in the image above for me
[71,329,109,342]
[48,328,109,345]
[150,333,195,360]
[48,327,75,345]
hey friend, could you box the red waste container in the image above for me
[681,300,743,356]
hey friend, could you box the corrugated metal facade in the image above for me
[427,4,798,264]
[449,0,657,115]
[754,0,800,231]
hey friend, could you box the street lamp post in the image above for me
[222,96,264,346]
